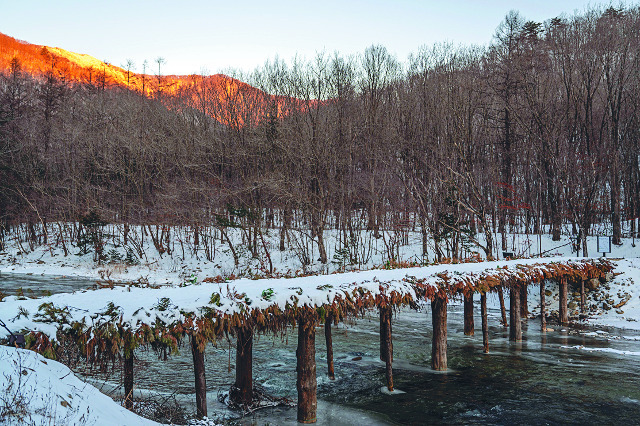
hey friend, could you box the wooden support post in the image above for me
[580,280,586,314]
[463,292,474,336]
[379,307,385,361]
[509,286,522,341]
[481,293,489,353]
[124,350,134,411]
[520,284,528,318]
[231,327,253,407]
[431,296,448,371]
[381,306,394,391]
[559,278,568,325]
[324,314,335,380]
[379,307,393,362]
[498,286,508,327]
[297,316,317,423]
[540,280,547,331]
[191,335,207,418]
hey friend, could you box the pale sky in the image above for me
[0,0,628,75]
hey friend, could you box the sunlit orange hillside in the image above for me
[0,32,292,126]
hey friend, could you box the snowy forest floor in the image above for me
[1,225,639,284]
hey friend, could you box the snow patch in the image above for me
[0,346,158,425]
[380,386,406,395]
[561,345,640,356]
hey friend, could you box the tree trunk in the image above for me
[124,351,134,411]
[509,286,522,341]
[324,315,335,380]
[279,226,287,251]
[220,227,239,266]
[431,297,447,371]
[481,293,489,354]
[231,327,253,407]
[316,227,328,264]
[484,225,494,261]
[191,335,207,418]
[612,176,622,245]
[464,293,474,336]
[124,222,129,246]
[498,286,508,327]
[420,215,429,259]
[258,228,273,275]
[297,316,317,423]
[559,278,568,324]
[552,221,561,241]
[548,177,561,241]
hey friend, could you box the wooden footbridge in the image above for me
[0,258,613,423]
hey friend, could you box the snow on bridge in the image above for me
[0,257,610,343]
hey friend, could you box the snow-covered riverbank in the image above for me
[0,346,160,425]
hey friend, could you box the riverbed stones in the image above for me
[601,272,614,283]
[586,278,600,291]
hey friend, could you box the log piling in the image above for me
[559,278,568,325]
[381,306,394,391]
[520,285,528,318]
[464,293,474,336]
[540,280,546,331]
[431,296,448,371]
[509,287,522,341]
[481,293,489,353]
[124,351,134,411]
[191,335,207,418]
[498,286,508,327]
[325,314,335,380]
[296,315,317,423]
[231,327,253,407]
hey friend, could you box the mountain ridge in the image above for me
[0,31,285,125]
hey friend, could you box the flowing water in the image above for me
[0,272,102,297]
[3,273,640,425]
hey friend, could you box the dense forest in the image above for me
[0,6,638,263]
